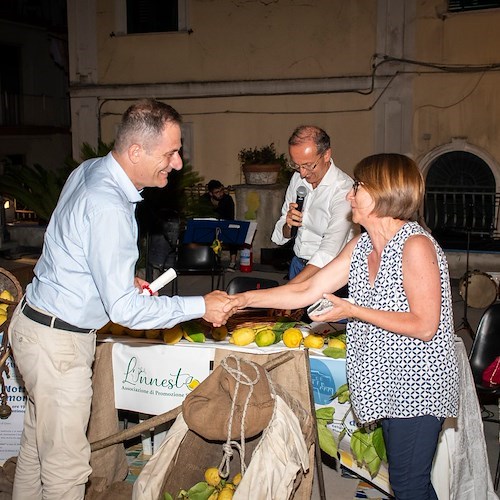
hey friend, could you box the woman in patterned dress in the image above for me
[229,153,459,499]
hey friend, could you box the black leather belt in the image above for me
[21,297,96,334]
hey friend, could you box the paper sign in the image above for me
[112,343,213,415]
[0,333,26,465]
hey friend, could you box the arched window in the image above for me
[424,151,497,249]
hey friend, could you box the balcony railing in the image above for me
[0,92,70,128]
[424,189,500,240]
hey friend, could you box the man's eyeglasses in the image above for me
[352,180,363,195]
[287,153,323,172]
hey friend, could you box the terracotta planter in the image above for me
[242,163,281,185]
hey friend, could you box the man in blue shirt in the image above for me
[8,99,237,499]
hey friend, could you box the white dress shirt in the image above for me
[271,159,356,268]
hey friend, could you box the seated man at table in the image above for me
[199,179,238,271]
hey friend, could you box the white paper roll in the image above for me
[141,268,177,295]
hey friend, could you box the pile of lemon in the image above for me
[98,316,347,358]
[163,467,241,500]
[98,320,223,344]
[229,325,333,350]
[0,289,15,328]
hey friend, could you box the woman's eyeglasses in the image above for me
[287,153,323,172]
[352,180,363,195]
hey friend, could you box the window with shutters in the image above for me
[125,0,188,34]
[448,1,500,12]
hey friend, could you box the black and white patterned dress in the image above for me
[346,221,459,424]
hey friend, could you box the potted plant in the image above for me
[238,143,290,185]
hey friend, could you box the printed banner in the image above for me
[0,332,26,464]
[112,343,214,415]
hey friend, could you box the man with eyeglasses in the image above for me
[271,125,357,284]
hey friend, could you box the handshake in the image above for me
[202,290,244,327]
[135,273,245,328]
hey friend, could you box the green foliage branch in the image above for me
[0,139,204,224]
[315,383,387,478]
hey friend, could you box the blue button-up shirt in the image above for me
[27,152,205,329]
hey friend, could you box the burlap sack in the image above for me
[182,355,274,440]
[86,343,129,499]
[0,456,16,499]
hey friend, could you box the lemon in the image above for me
[183,331,206,342]
[229,327,256,346]
[232,473,242,486]
[218,488,234,499]
[207,492,219,500]
[204,467,221,487]
[211,325,228,341]
[145,328,162,340]
[282,328,303,348]
[0,290,14,301]
[109,323,125,336]
[96,321,112,335]
[328,337,346,350]
[124,327,145,338]
[163,325,183,344]
[187,379,200,391]
[255,329,275,347]
[0,312,7,327]
[0,303,8,313]
[303,334,325,349]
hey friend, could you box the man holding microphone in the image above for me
[271,125,357,283]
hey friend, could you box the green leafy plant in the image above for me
[315,384,387,478]
[0,161,74,224]
[0,140,111,224]
[0,139,204,224]
[237,142,292,185]
[238,142,286,166]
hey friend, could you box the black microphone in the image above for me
[291,186,307,238]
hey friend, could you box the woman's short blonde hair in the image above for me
[354,153,424,220]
